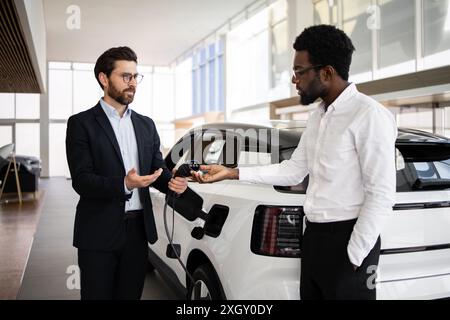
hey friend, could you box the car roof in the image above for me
[190,122,450,145]
[189,122,302,147]
[396,128,450,143]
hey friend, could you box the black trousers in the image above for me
[300,218,381,300]
[78,213,148,300]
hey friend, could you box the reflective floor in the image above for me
[0,178,177,300]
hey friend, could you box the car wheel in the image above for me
[188,264,224,300]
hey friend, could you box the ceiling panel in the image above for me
[0,0,40,93]
[43,0,257,65]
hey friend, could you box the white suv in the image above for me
[148,122,450,300]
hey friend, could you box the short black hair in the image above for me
[94,46,137,89]
[293,25,355,81]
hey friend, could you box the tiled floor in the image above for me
[1,178,177,300]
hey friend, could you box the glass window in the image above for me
[228,106,269,123]
[200,48,206,64]
[49,62,71,70]
[15,124,40,158]
[413,162,438,179]
[204,139,226,164]
[208,57,215,111]
[200,64,206,113]
[155,123,175,153]
[434,160,450,179]
[397,155,450,192]
[167,133,196,169]
[174,57,192,119]
[270,0,287,24]
[174,147,191,169]
[0,94,15,118]
[0,126,13,148]
[270,19,290,100]
[270,0,289,98]
[152,72,174,122]
[208,45,216,113]
[49,123,70,177]
[190,38,225,115]
[49,69,73,120]
[215,38,225,112]
[227,9,270,111]
[397,106,433,133]
[131,72,152,118]
[424,0,450,56]
[72,63,94,71]
[445,106,450,138]
[270,135,309,194]
[218,37,225,54]
[218,55,225,110]
[200,131,239,167]
[73,70,101,114]
[313,0,338,25]
[15,94,40,119]
[379,0,415,69]
[208,43,215,59]
[192,68,199,115]
[342,0,372,75]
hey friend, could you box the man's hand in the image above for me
[169,168,188,194]
[190,164,239,183]
[125,168,162,190]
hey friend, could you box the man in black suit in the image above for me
[65,46,188,300]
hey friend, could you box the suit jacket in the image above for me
[65,103,172,251]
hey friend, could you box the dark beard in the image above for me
[108,81,135,106]
[300,92,319,105]
[299,74,326,105]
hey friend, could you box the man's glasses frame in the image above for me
[292,65,323,79]
[120,73,144,84]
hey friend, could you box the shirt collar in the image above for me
[100,98,131,118]
[318,83,358,115]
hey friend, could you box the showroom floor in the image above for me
[0,190,44,299]
[1,178,177,300]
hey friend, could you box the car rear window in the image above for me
[274,147,450,194]
[396,150,450,192]
[273,146,309,194]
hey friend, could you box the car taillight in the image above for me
[251,205,303,258]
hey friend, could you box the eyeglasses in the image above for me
[120,73,144,84]
[292,65,323,79]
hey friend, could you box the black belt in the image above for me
[305,218,357,232]
[124,209,144,220]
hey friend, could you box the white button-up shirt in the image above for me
[239,83,398,266]
[100,99,143,212]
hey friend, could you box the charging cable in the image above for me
[162,162,201,285]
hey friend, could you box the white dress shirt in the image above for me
[239,83,398,266]
[100,99,143,212]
